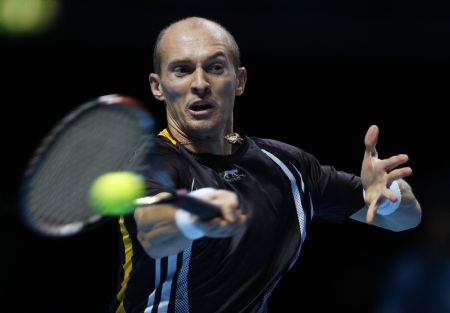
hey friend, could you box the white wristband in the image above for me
[376,181,402,216]
[175,209,205,240]
[174,187,217,240]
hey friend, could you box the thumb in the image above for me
[364,125,379,158]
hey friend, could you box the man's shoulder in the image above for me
[250,137,307,157]
[143,135,183,167]
[249,137,320,171]
[151,134,179,153]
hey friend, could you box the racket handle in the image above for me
[135,190,222,220]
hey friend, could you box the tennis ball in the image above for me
[89,171,146,216]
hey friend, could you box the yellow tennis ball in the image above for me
[89,171,145,216]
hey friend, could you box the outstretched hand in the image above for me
[361,125,412,223]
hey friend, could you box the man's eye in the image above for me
[173,66,189,76]
[209,64,224,73]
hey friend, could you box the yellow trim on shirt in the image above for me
[115,216,134,313]
[158,128,177,145]
[115,129,175,312]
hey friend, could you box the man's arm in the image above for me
[349,125,421,231]
[134,189,246,258]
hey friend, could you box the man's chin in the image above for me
[186,123,221,139]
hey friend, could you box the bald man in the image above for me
[110,17,421,313]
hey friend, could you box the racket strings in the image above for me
[25,105,151,231]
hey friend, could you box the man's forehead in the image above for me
[159,26,230,61]
[162,24,228,49]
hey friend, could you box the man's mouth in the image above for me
[188,100,214,112]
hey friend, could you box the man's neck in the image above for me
[168,126,233,155]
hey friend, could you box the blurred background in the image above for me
[2,0,449,312]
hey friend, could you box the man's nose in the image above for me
[191,68,211,97]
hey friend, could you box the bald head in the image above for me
[152,17,240,75]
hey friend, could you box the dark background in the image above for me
[2,0,449,312]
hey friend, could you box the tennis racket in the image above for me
[19,94,221,237]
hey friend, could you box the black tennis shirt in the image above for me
[110,129,365,313]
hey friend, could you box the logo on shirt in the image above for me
[220,168,245,182]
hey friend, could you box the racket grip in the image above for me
[174,192,222,220]
[135,190,222,220]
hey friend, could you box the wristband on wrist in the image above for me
[376,180,402,215]
[174,187,217,240]
[175,209,205,240]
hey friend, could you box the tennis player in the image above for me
[110,17,421,313]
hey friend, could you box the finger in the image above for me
[381,154,409,172]
[236,211,247,224]
[387,167,412,182]
[381,187,399,203]
[366,198,378,224]
[208,190,240,222]
[222,194,240,222]
[364,125,379,158]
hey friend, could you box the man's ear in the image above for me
[149,73,165,101]
[235,67,247,96]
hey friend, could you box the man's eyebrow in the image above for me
[205,52,227,61]
[168,52,227,66]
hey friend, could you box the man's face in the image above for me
[150,24,245,140]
